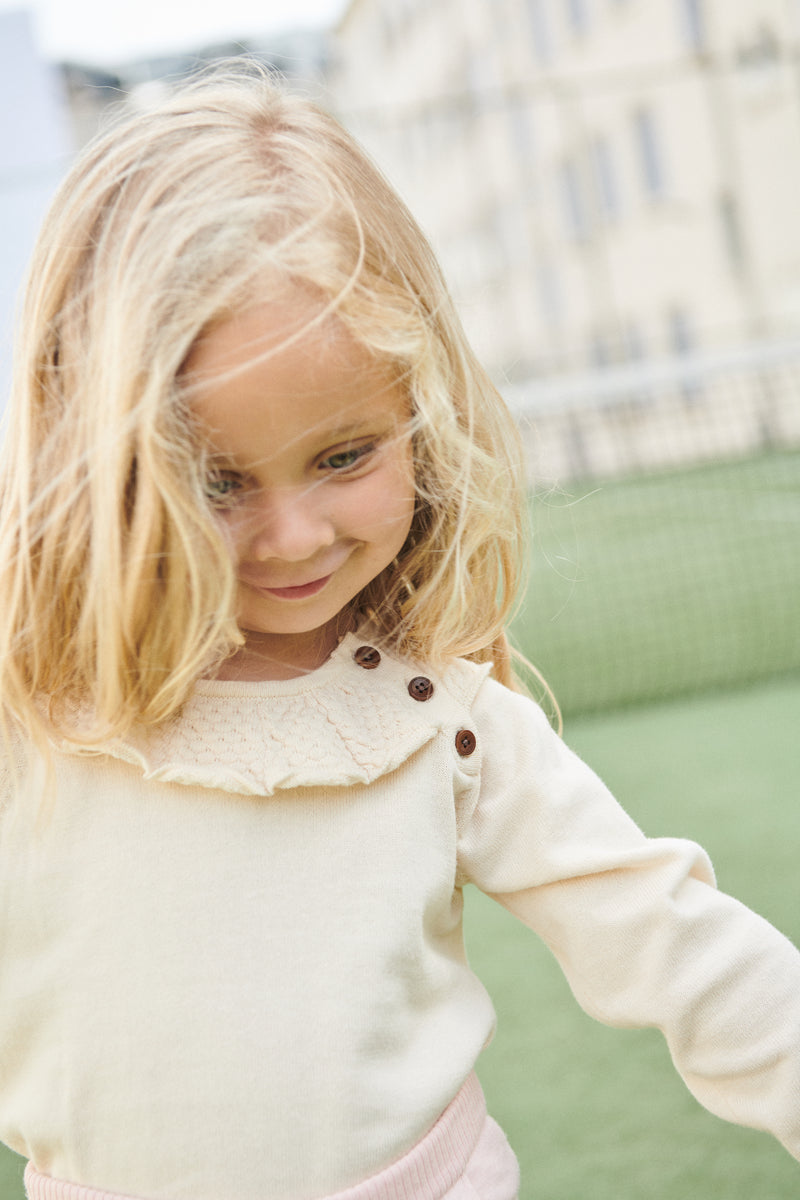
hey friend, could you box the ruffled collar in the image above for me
[91,633,488,796]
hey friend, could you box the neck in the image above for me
[212,615,355,682]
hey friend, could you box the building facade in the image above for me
[0,9,72,409]
[331,0,800,385]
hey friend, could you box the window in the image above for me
[625,321,652,403]
[526,0,553,64]
[535,257,564,327]
[559,157,589,239]
[625,321,646,362]
[566,0,589,36]
[509,99,536,165]
[668,306,700,400]
[591,134,620,220]
[669,306,694,356]
[494,205,529,269]
[466,50,498,114]
[590,329,611,369]
[736,24,781,78]
[718,190,744,272]
[679,0,706,53]
[379,10,395,50]
[633,106,666,199]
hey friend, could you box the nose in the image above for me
[239,485,336,563]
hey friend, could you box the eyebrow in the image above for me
[314,422,379,440]
[203,417,404,464]
[302,412,408,444]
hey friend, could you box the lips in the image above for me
[243,574,333,600]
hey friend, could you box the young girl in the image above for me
[0,68,797,1200]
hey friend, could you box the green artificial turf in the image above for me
[0,1148,24,1199]
[466,675,800,1199]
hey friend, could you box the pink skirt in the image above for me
[24,1073,520,1200]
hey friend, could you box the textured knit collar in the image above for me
[97,633,489,796]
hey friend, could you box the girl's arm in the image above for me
[456,678,800,1160]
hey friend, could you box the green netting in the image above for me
[513,449,800,715]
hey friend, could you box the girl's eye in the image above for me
[203,473,244,506]
[321,444,374,472]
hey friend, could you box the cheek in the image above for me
[212,510,250,562]
[356,467,416,542]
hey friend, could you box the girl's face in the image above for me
[185,295,416,680]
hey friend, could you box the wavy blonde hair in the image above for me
[0,65,541,749]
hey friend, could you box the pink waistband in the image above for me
[24,1072,488,1200]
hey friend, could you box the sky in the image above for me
[0,0,349,64]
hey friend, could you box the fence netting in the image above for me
[508,341,800,715]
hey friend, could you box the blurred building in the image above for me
[0,8,72,407]
[60,29,331,151]
[330,0,800,386]
[0,17,329,404]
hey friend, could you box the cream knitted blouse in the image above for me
[0,633,798,1200]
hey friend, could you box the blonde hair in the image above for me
[0,65,541,749]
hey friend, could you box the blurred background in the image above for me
[1,0,799,715]
[0,2,798,1198]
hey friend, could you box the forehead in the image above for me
[183,294,408,450]
[186,292,381,380]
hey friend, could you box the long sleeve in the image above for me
[457,677,800,1160]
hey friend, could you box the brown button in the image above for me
[455,729,477,757]
[407,676,434,701]
[354,645,381,669]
